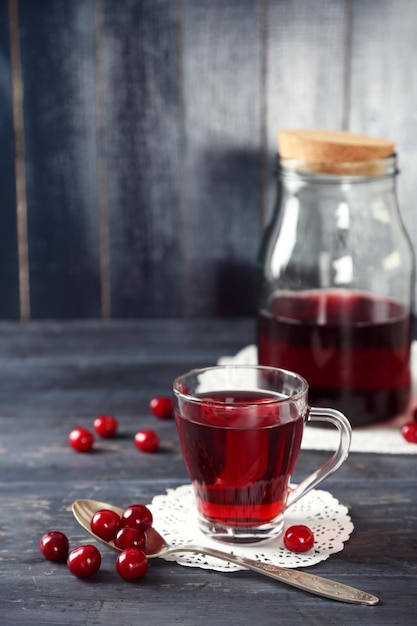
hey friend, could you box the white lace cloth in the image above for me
[218,342,417,454]
[149,484,353,572]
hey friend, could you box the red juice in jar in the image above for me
[257,289,412,427]
[174,390,304,526]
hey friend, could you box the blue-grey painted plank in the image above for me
[0,319,414,623]
[19,0,101,318]
[0,317,254,416]
[0,2,19,319]
[266,0,348,150]
[182,0,262,316]
[100,0,183,317]
[265,0,348,225]
[349,0,417,313]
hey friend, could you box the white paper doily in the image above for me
[218,342,417,455]
[148,484,353,572]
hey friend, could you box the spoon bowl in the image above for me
[72,498,378,605]
[72,499,169,555]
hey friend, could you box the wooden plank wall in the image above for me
[0,0,19,318]
[0,0,416,320]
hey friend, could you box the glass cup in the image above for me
[173,365,351,543]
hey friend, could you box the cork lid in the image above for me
[278,129,395,175]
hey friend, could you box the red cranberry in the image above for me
[412,407,417,422]
[114,526,146,551]
[39,531,69,561]
[116,548,148,580]
[149,396,173,419]
[134,429,159,452]
[283,525,315,553]
[401,421,417,444]
[93,414,118,438]
[121,504,153,531]
[90,509,121,542]
[68,427,94,452]
[67,544,101,578]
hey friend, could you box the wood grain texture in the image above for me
[181,0,262,316]
[1,0,417,319]
[0,1,19,318]
[0,317,254,417]
[18,0,101,319]
[1,319,417,625]
[262,0,349,226]
[99,0,183,317]
[266,0,348,153]
[349,0,417,311]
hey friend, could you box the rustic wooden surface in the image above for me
[0,0,19,319]
[1,318,417,625]
[1,0,416,320]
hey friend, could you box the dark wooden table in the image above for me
[1,319,416,625]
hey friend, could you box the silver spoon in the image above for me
[72,498,378,606]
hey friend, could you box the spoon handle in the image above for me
[159,545,379,605]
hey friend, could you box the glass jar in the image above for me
[257,129,415,427]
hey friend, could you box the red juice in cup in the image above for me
[173,365,351,543]
[174,390,304,526]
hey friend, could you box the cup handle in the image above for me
[286,407,352,509]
